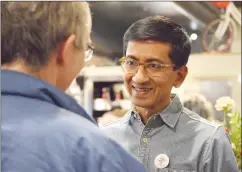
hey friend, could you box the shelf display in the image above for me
[78,66,132,121]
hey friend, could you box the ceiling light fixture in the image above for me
[190,33,198,41]
[190,21,198,30]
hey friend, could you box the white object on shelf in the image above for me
[94,98,112,111]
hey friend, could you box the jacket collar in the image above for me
[1,69,95,124]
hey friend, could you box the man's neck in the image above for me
[135,98,171,125]
[1,61,57,87]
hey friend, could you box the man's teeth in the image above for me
[134,88,152,92]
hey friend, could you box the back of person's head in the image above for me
[123,16,191,69]
[183,94,214,120]
[1,2,91,70]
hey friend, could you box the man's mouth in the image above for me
[132,86,152,93]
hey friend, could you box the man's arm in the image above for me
[71,137,147,172]
[101,138,147,172]
[202,127,239,172]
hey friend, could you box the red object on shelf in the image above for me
[211,1,230,9]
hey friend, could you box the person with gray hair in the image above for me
[1,2,146,172]
[183,93,214,120]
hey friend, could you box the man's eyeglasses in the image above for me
[85,44,94,62]
[119,56,175,78]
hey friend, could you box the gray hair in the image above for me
[183,94,214,120]
[1,2,91,69]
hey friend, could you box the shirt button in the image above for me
[142,137,148,143]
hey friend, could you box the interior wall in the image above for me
[172,53,241,112]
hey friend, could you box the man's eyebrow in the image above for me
[146,58,165,64]
[126,55,165,64]
[126,55,138,60]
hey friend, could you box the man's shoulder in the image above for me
[182,108,238,172]
[3,107,145,172]
[40,106,106,145]
[180,107,221,134]
[64,111,146,172]
[3,93,107,153]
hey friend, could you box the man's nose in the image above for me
[132,66,150,84]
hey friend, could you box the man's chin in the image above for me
[132,98,153,108]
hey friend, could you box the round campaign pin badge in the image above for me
[154,154,170,169]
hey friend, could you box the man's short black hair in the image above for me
[123,16,191,70]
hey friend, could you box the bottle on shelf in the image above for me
[112,90,123,109]
[94,87,112,111]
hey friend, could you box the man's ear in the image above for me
[173,66,188,88]
[56,34,76,65]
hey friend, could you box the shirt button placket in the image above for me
[142,137,148,143]
[139,127,151,169]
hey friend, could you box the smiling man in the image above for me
[102,16,238,172]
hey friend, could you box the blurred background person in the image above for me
[183,93,214,121]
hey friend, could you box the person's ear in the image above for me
[56,34,76,65]
[173,66,188,88]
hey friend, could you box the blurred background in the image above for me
[66,1,241,125]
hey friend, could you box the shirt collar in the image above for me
[158,94,183,128]
[130,93,183,128]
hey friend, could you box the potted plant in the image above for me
[215,96,241,169]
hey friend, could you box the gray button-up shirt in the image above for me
[101,94,239,172]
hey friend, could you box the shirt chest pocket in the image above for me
[155,168,196,172]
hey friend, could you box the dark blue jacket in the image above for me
[1,70,146,172]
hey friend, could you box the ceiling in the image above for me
[89,1,241,63]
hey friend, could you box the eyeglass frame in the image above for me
[119,56,176,77]
[84,44,94,62]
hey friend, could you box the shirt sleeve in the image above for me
[202,126,239,172]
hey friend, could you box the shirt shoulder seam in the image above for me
[182,108,218,128]
[199,126,222,171]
